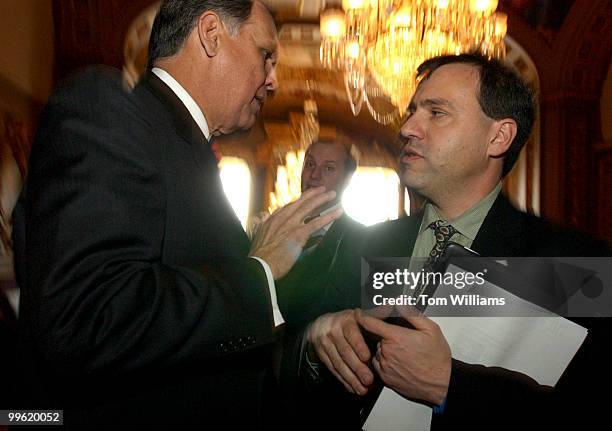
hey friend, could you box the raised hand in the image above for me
[249,187,342,279]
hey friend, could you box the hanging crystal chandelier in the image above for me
[320,0,508,124]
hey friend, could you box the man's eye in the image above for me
[324,165,336,172]
[403,108,415,121]
[432,110,446,117]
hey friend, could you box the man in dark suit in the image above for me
[293,54,610,429]
[11,0,341,428]
[272,138,364,428]
[277,137,364,330]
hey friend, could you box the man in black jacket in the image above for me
[12,0,341,428]
[295,54,610,429]
[277,137,364,330]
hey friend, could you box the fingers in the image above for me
[308,311,375,395]
[271,187,328,221]
[338,323,373,384]
[362,305,394,320]
[395,307,437,332]
[300,208,343,237]
[288,188,337,224]
[348,310,372,363]
[316,349,355,394]
[394,303,423,320]
[371,342,383,379]
[317,335,372,395]
[256,211,270,224]
[356,309,396,339]
[258,187,337,240]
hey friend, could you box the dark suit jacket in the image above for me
[294,194,611,430]
[272,214,364,429]
[12,68,278,428]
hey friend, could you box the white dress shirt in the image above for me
[151,67,284,327]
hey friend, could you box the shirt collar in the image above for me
[151,67,210,141]
[419,183,502,242]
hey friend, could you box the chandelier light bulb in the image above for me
[391,4,412,28]
[320,8,347,38]
[494,12,508,37]
[347,40,361,59]
[342,0,368,11]
[469,0,498,15]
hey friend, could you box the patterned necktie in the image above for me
[413,220,458,298]
[423,220,458,272]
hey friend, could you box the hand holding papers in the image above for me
[361,244,589,431]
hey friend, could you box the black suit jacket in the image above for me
[12,68,277,428]
[296,194,611,429]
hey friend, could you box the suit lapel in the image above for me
[377,213,423,257]
[471,194,526,257]
[138,72,217,168]
[295,215,349,274]
[138,72,250,253]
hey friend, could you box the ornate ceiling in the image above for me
[54,0,594,163]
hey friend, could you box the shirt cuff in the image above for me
[249,256,285,327]
[433,397,447,415]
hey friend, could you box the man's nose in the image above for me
[266,65,278,92]
[400,112,424,141]
[310,166,322,180]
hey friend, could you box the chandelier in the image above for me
[320,0,507,124]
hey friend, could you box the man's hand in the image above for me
[356,307,452,405]
[247,211,270,240]
[249,187,342,279]
[305,309,374,395]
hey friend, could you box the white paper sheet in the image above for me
[363,264,588,430]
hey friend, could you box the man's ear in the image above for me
[487,119,517,158]
[197,11,223,57]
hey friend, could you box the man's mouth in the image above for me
[254,96,265,109]
[401,148,423,163]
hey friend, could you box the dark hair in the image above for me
[416,53,536,176]
[148,0,254,67]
